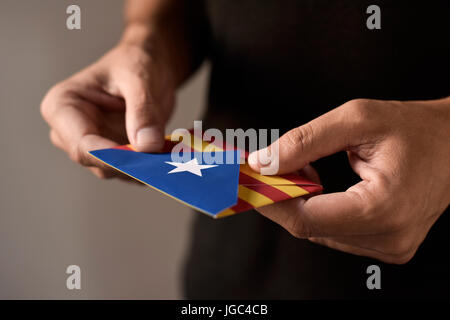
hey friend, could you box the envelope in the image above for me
[89,131,322,218]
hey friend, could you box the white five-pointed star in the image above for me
[165,158,218,177]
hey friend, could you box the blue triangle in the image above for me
[89,149,240,216]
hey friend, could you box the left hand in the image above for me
[248,98,450,264]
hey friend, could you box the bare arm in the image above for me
[41,0,209,178]
[122,0,208,86]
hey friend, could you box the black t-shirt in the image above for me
[183,0,450,299]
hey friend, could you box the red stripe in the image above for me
[300,184,323,193]
[239,172,292,202]
[190,129,248,156]
[161,140,180,153]
[280,173,323,193]
[229,198,254,213]
[279,173,315,185]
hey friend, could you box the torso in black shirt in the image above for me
[183,0,450,299]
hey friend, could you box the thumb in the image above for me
[248,105,364,175]
[121,77,166,153]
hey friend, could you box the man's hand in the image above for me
[41,41,175,179]
[41,0,205,179]
[248,98,450,264]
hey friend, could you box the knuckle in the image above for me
[376,176,412,233]
[289,212,313,239]
[134,99,154,116]
[284,124,314,154]
[130,88,154,113]
[347,187,379,223]
[92,168,112,179]
[69,150,82,164]
[358,193,378,218]
[49,131,59,147]
[124,46,151,68]
[386,211,409,233]
[40,86,58,120]
[346,98,370,111]
[133,105,159,128]
[69,144,84,165]
[40,98,49,120]
[344,98,373,123]
[288,226,307,239]
[96,173,108,180]
[390,251,415,265]
[386,235,415,258]
[40,82,72,120]
[362,173,406,231]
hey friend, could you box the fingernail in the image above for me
[248,149,271,167]
[136,127,164,152]
[248,152,259,167]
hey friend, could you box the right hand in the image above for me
[41,42,176,179]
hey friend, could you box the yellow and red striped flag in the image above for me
[89,131,322,218]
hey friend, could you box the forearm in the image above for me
[121,0,208,87]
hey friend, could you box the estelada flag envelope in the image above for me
[89,131,322,218]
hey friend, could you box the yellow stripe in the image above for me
[215,208,236,218]
[203,142,223,152]
[126,144,136,151]
[240,163,309,197]
[192,135,225,152]
[238,185,274,207]
[166,133,225,152]
[190,135,202,151]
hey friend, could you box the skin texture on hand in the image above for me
[41,0,206,180]
[41,42,175,179]
[248,98,450,264]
